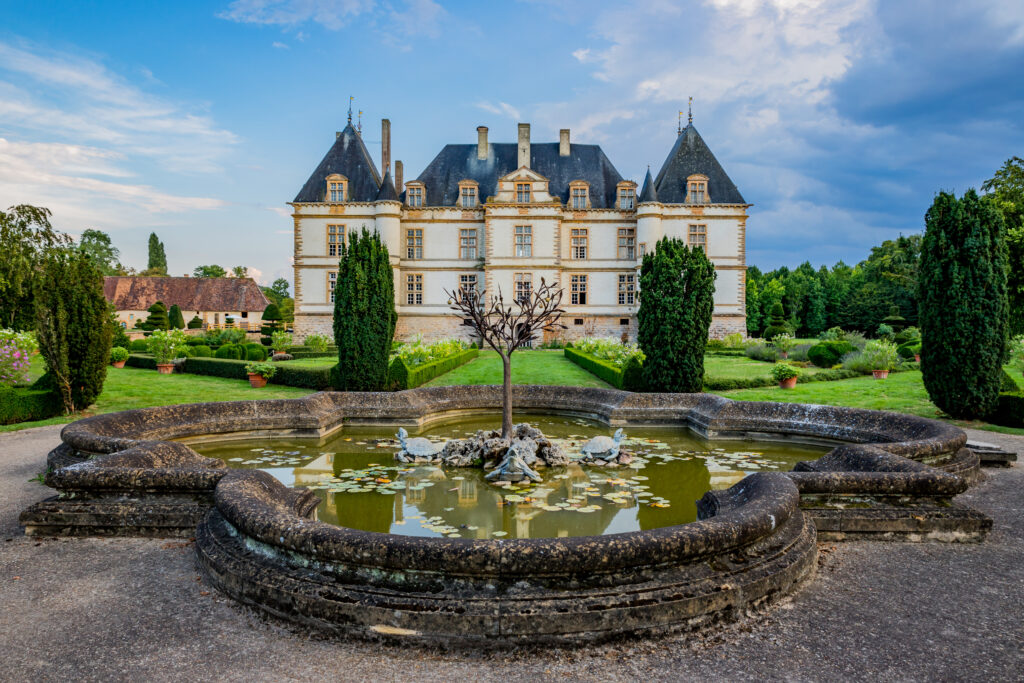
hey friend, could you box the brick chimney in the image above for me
[381,119,391,179]
[477,126,488,160]
[395,160,404,194]
[559,129,570,156]
[518,123,530,168]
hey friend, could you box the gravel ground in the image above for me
[1,425,1022,682]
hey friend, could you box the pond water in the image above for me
[192,414,826,540]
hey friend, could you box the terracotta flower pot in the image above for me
[914,354,921,363]
[111,360,126,369]
[778,376,798,389]
[248,373,268,388]
[872,370,889,379]
[156,363,174,375]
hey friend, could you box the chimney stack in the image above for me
[381,119,391,179]
[395,160,404,194]
[518,123,531,168]
[477,126,488,160]
[559,129,570,156]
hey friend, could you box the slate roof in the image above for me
[294,123,381,203]
[374,169,398,201]
[104,277,270,312]
[414,142,625,208]
[638,168,658,203]
[653,124,746,204]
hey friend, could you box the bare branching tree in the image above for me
[446,278,566,438]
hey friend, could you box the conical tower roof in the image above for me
[638,167,658,203]
[652,124,745,204]
[374,169,399,201]
[293,123,381,202]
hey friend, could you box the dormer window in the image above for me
[406,183,424,207]
[686,174,709,204]
[616,181,637,209]
[516,183,532,203]
[458,180,478,208]
[326,174,347,203]
[569,181,589,209]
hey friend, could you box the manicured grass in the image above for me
[2,357,313,433]
[425,349,613,389]
[277,357,336,367]
[703,355,827,380]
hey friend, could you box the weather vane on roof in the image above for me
[688,96,693,125]
[348,96,354,123]
[357,110,363,135]
[678,110,684,135]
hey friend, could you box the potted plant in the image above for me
[771,363,801,389]
[270,330,293,356]
[862,339,899,379]
[148,329,188,374]
[110,346,130,369]
[245,361,276,388]
[770,332,797,360]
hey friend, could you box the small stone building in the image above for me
[104,276,270,331]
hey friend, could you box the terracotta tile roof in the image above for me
[103,277,270,312]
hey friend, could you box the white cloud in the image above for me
[272,41,290,49]
[572,48,591,62]
[218,0,374,29]
[476,101,522,120]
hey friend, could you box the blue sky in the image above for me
[2,0,1022,285]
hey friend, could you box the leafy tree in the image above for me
[638,237,716,392]
[0,205,71,330]
[804,278,828,336]
[147,232,167,275]
[982,156,1024,336]
[332,228,397,391]
[145,301,170,330]
[34,248,113,413]
[168,304,186,330]
[918,190,1008,419]
[231,266,248,279]
[270,278,290,299]
[78,229,122,275]
[193,264,227,278]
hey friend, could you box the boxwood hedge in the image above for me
[0,385,63,425]
[388,348,479,390]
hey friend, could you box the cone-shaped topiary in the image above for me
[918,190,1009,419]
[881,304,907,332]
[168,304,185,330]
[145,301,169,331]
[637,237,716,392]
[260,302,282,345]
[762,302,791,339]
[332,228,396,391]
[187,315,203,329]
[33,248,113,413]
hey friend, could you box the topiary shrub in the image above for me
[187,315,203,329]
[919,190,1009,419]
[637,237,715,392]
[130,338,150,352]
[807,340,855,368]
[260,302,283,346]
[897,340,922,360]
[762,302,791,340]
[191,344,212,358]
[245,343,267,361]
[144,301,169,331]
[999,368,1020,393]
[214,343,244,360]
[168,304,186,330]
[110,347,129,363]
[988,392,1024,427]
[881,304,907,332]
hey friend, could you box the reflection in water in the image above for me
[193,414,825,540]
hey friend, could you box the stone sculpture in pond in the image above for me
[579,428,631,465]
[394,427,444,463]
[485,443,543,483]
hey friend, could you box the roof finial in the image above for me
[688,96,693,125]
[357,110,363,135]
[347,96,354,123]
[678,110,684,135]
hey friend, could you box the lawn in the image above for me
[3,357,314,433]
[703,354,829,380]
[425,349,613,388]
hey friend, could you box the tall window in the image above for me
[459,229,477,259]
[689,224,707,249]
[327,224,344,257]
[619,187,635,209]
[406,228,423,259]
[460,186,477,207]
[327,271,337,304]
[514,225,532,257]
[617,228,635,259]
[327,178,346,202]
[571,274,588,305]
[514,272,532,303]
[618,274,635,305]
[687,180,708,203]
[516,183,531,203]
[459,273,478,296]
[639,243,647,258]
[571,228,588,259]
[407,185,423,207]
[405,273,423,305]
[571,187,588,209]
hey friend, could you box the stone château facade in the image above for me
[290,117,748,342]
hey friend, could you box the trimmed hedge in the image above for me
[191,344,213,358]
[130,339,150,352]
[703,368,862,391]
[244,343,267,361]
[808,341,855,368]
[0,385,63,425]
[989,392,1024,428]
[183,357,333,390]
[563,348,646,391]
[999,369,1020,393]
[125,354,157,369]
[389,348,479,390]
[215,344,244,360]
[288,351,335,359]
[705,348,747,357]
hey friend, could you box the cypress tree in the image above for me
[637,237,716,392]
[145,301,170,330]
[34,248,113,413]
[147,232,167,274]
[332,228,396,391]
[168,304,185,329]
[918,190,1008,419]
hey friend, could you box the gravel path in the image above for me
[1,425,1021,682]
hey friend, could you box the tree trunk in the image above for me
[501,353,513,439]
